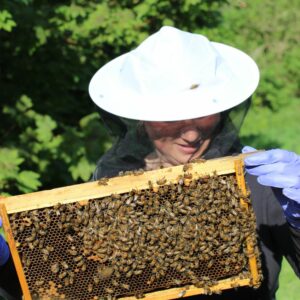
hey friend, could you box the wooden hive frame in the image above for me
[0,153,260,300]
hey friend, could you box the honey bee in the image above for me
[22,217,32,226]
[183,163,192,172]
[61,261,69,269]
[114,270,121,278]
[93,276,100,284]
[173,279,182,285]
[121,283,130,290]
[58,271,67,279]
[51,263,60,274]
[68,277,73,286]
[9,214,17,221]
[183,173,193,180]
[146,180,153,189]
[98,266,114,279]
[104,287,114,294]
[68,249,78,256]
[133,270,143,275]
[146,274,155,285]
[110,194,121,201]
[81,263,87,272]
[77,260,85,267]
[73,255,82,263]
[41,248,49,255]
[133,169,144,176]
[202,287,212,295]
[230,282,240,289]
[183,196,190,206]
[189,83,199,90]
[98,177,109,185]
[44,212,52,223]
[87,283,93,293]
[66,234,74,242]
[177,290,186,298]
[35,279,44,286]
[38,238,45,249]
[125,270,133,278]
[192,158,206,163]
[22,257,31,267]
[25,233,36,242]
[191,260,199,269]
[111,279,119,287]
[28,242,35,250]
[38,229,47,236]
[42,254,48,262]
[18,224,25,233]
[207,259,214,268]
[194,280,204,288]
[135,292,145,299]
[64,277,70,287]
[156,177,167,185]
[224,265,231,273]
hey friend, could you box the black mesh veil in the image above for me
[92,99,251,180]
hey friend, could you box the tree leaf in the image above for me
[16,170,41,193]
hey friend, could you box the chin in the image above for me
[174,155,192,165]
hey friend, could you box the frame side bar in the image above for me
[0,204,32,300]
[234,159,260,286]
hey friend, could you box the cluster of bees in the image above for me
[9,171,262,299]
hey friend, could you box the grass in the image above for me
[0,227,4,239]
[277,258,300,300]
[241,100,300,153]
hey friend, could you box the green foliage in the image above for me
[200,0,300,152]
[1,94,111,194]
[0,0,224,195]
[211,0,299,110]
[0,10,16,32]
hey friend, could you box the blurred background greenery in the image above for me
[0,0,299,297]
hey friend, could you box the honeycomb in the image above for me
[8,173,261,299]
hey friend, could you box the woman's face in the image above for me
[144,114,221,166]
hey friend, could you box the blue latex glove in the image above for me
[242,146,300,228]
[0,218,10,266]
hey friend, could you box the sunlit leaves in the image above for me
[2,0,297,196]
[0,10,16,32]
[16,171,41,193]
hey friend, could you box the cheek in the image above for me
[152,137,174,153]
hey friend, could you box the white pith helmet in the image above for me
[89,26,259,121]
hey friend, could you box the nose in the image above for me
[180,126,201,144]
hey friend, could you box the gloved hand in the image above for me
[242,146,300,228]
[0,218,10,266]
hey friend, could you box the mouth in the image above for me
[177,143,200,154]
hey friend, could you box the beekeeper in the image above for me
[88,26,300,299]
[1,26,299,300]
